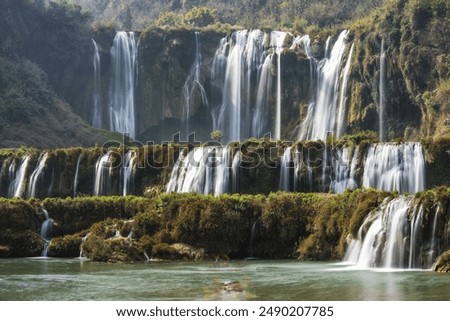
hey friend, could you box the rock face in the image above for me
[433,250,450,273]
[0,1,449,148]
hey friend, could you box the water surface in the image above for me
[0,259,448,301]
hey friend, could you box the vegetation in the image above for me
[1,189,448,261]
[66,0,388,31]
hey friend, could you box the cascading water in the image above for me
[92,39,102,128]
[122,150,137,196]
[40,209,53,257]
[231,151,241,194]
[271,31,287,140]
[362,142,425,193]
[277,141,424,194]
[428,205,440,268]
[73,153,81,197]
[218,31,264,141]
[26,153,48,199]
[214,146,231,196]
[93,152,112,196]
[336,43,354,138]
[344,196,442,269]
[379,39,386,142]
[8,155,31,198]
[249,220,258,258]
[251,54,273,138]
[279,147,292,191]
[330,146,358,194]
[166,146,237,196]
[109,31,138,138]
[79,233,91,259]
[182,32,209,136]
[409,204,423,269]
[299,30,351,141]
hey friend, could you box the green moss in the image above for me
[48,233,83,258]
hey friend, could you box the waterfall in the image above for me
[182,32,209,136]
[166,148,206,194]
[93,152,112,196]
[336,44,354,138]
[428,205,440,268]
[26,153,48,199]
[166,146,233,195]
[73,153,81,197]
[344,196,441,269]
[166,150,186,193]
[249,220,258,257]
[79,233,91,259]
[299,30,351,141]
[213,30,270,142]
[40,209,53,257]
[0,160,4,195]
[271,31,287,140]
[409,204,423,269]
[252,54,273,138]
[214,146,231,196]
[345,196,413,268]
[109,31,138,138]
[362,142,425,193]
[277,141,423,194]
[218,31,245,142]
[330,146,358,194]
[231,150,241,194]
[379,39,386,142]
[279,147,292,191]
[122,150,137,196]
[8,155,31,198]
[210,37,228,131]
[92,39,102,128]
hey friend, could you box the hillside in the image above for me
[0,0,116,148]
[68,0,384,30]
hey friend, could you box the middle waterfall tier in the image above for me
[0,141,428,199]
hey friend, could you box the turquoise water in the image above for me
[0,258,449,301]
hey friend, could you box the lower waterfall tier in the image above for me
[0,189,449,271]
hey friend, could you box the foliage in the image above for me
[210,130,223,141]
[155,12,184,28]
[184,6,218,27]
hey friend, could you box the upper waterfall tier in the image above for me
[91,31,138,139]
[90,29,356,142]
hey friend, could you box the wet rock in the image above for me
[433,250,450,273]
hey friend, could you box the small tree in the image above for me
[155,12,184,28]
[210,130,223,142]
[184,6,217,27]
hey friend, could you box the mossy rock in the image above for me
[433,250,450,273]
[47,233,83,258]
[0,230,44,257]
[82,235,145,263]
[151,242,205,260]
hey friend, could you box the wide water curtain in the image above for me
[109,31,138,139]
[298,30,352,141]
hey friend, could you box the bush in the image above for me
[184,6,217,27]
